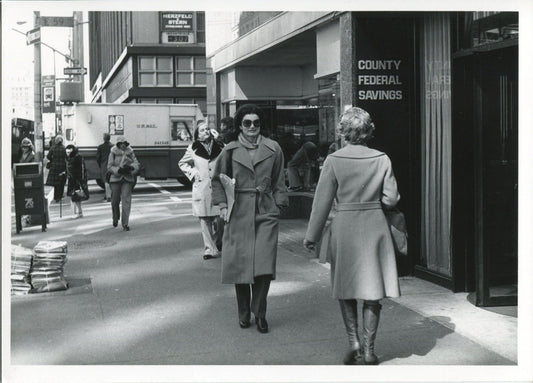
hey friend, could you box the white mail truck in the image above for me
[62,103,204,186]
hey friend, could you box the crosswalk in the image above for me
[11,179,194,234]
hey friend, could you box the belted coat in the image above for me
[178,140,223,217]
[212,136,289,284]
[305,144,401,300]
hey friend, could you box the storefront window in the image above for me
[472,12,518,47]
[138,56,174,87]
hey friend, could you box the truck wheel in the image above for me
[177,176,191,186]
[96,179,105,189]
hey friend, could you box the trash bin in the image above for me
[14,162,47,234]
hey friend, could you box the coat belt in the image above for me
[236,186,272,215]
[336,201,381,211]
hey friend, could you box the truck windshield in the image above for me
[171,120,193,142]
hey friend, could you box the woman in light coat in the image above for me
[212,104,289,334]
[107,135,140,231]
[304,107,401,365]
[179,122,224,259]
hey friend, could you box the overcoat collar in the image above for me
[225,136,277,172]
[192,140,223,160]
[330,144,385,159]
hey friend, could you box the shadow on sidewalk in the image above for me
[379,316,455,363]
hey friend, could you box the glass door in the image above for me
[475,45,518,306]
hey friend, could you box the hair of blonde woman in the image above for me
[338,107,375,145]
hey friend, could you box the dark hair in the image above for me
[65,144,79,156]
[220,117,234,130]
[103,133,111,142]
[233,104,265,135]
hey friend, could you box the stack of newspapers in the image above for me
[11,245,33,295]
[30,241,69,293]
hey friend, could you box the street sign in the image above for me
[64,67,87,75]
[40,16,74,27]
[26,27,41,45]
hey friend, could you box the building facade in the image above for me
[88,11,207,115]
[207,11,518,306]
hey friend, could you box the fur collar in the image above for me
[192,140,223,160]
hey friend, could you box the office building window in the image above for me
[138,56,173,87]
[175,56,206,86]
[196,12,205,43]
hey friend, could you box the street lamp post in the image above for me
[33,11,44,162]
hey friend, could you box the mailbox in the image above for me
[13,162,47,233]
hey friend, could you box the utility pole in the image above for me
[33,11,43,162]
[72,11,85,100]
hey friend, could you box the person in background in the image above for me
[19,137,35,163]
[65,144,88,219]
[212,103,289,334]
[107,136,140,231]
[45,135,67,202]
[179,122,225,260]
[96,133,113,202]
[287,140,319,191]
[219,116,238,144]
[303,107,401,365]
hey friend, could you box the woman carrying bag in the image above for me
[65,144,89,219]
[107,135,140,231]
[303,107,401,365]
[212,103,289,334]
[179,122,224,260]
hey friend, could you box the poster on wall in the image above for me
[108,115,124,135]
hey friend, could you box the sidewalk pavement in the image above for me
[9,195,517,366]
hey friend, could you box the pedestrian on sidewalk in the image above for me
[303,106,401,365]
[212,103,289,334]
[96,133,113,202]
[107,135,140,231]
[287,140,319,191]
[45,135,67,202]
[18,137,35,163]
[179,122,225,260]
[65,144,89,219]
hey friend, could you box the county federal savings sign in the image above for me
[357,60,404,100]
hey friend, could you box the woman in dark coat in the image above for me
[65,144,88,218]
[46,135,67,202]
[304,107,401,365]
[212,104,289,334]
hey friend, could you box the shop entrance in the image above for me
[452,44,518,306]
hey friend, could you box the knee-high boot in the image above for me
[362,300,382,365]
[339,299,362,365]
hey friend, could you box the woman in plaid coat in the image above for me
[45,135,67,202]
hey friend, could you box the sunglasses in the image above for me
[242,119,260,128]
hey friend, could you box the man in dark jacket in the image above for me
[96,133,113,201]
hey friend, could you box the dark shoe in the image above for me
[362,301,382,365]
[113,220,118,227]
[239,319,250,329]
[343,349,363,365]
[123,225,130,231]
[106,198,111,202]
[203,254,214,260]
[255,317,268,333]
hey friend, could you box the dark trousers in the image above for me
[235,274,272,321]
[53,181,65,201]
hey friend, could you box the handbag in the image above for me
[385,208,408,255]
[105,170,112,183]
